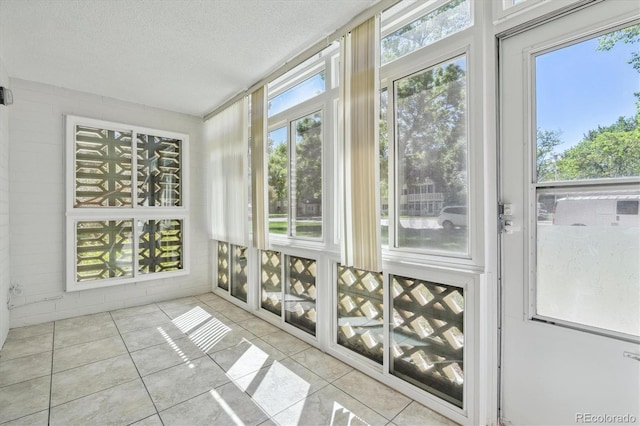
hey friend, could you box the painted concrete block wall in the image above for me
[0,58,10,346]
[8,78,211,328]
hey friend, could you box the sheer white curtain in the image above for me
[341,16,382,272]
[205,98,249,245]
[251,87,268,250]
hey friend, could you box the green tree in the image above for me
[294,113,322,215]
[536,129,563,181]
[267,137,287,209]
[556,115,640,180]
[395,59,467,205]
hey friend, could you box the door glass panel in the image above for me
[535,24,640,183]
[217,242,229,291]
[230,245,248,302]
[394,56,468,254]
[535,24,640,337]
[537,186,640,336]
[261,250,282,316]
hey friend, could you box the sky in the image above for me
[536,29,639,153]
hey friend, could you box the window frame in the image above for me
[266,45,339,251]
[65,115,190,291]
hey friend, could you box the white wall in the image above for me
[0,58,10,346]
[8,78,211,328]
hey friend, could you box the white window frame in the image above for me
[379,0,483,270]
[65,115,190,291]
[266,45,340,252]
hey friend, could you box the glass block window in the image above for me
[76,220,133,281]
[137,134,182,207]
[231,245,248,302]
[285,256,317,335]
[261,250,282,316]
[138,219,183,274]
[390,274,464,408]
[217,242,230,291]
[66,116,188,291]
[75,126,133,207]
[337,265,384,364]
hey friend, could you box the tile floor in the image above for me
[0,292,459,426]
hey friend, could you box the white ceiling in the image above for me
[0,0,380,117]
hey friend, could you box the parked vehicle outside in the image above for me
[552,194,639,227]
[438,206,467,230]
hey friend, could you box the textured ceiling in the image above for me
[0,0,379,116]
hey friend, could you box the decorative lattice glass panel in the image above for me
[261,250,282,316]
[390,275,464,408]
[217,242,229,290]
[137,134,182,207]
[76,220,133,282]
[138,219,183,274]
[285,256,317,335]
[337,265,384,364]
[231,245,248,302]
[75,125,132,207]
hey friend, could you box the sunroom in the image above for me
[0,0,638,425]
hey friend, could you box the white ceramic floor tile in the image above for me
[209,338,286,380]
[291,347,353,382]
[260,330,310,356]
[120,322,186,352]
[188,321,256,354]
[130,414,164,426]
[110,303,161,320]
[392,401,460,426]
[0,376,50,424]
[0,351,52,387]
[0,409,49,426]
[272,384,388,426]
[53,321,119,349]
[114,310,172,334]
[0,334,53,361]
[130,336,207,376]
[51,354,139,406]
[6,323,53,342]
[233,358,329,417]
[157,296,200,311]
[333,370,411,420]
[53,334,127,373]
[160,382,269,426]
[49,379,156,426]
[55,312,113,331]
[142,355,231,411]
[236,317,281,337]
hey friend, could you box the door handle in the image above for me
[623,352,640,361]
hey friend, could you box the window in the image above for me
[267,44,338,243]
[66,116,188,291]
[217,241,248,303]
[393,55,469,255]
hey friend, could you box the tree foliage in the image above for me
[395,59,467,205]
[294,114,322,209]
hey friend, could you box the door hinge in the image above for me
[499,202,520,234]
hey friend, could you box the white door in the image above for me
[500,2,640,425]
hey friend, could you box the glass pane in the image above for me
[337,265,384,364]
[76,220,133,282]
[292,112,322,238]
[380,88,389,246]
[268,71,326,117]
[381,0,471,65]
[138,219,183,274]
[285,256,317,335]
[137,134,182,206]
[268,127,288,235]
[536,24,640,183]
[395,56,468,254]
[231,245,248,302]
[537,186,640,336]
[261,250,282,316]
[390,275,464,408]
[75,125,132,207]
[217,242,229,291]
